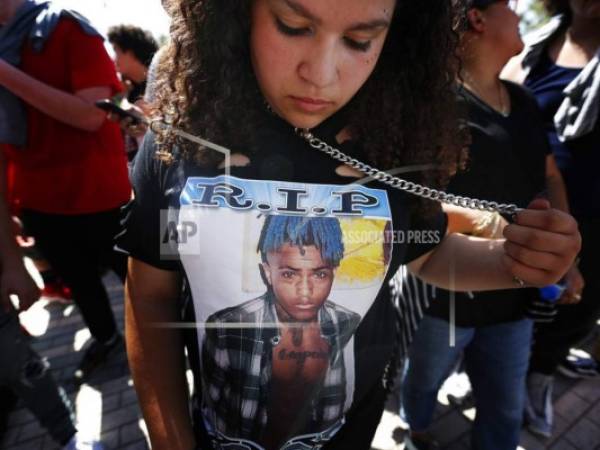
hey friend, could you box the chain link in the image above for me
[295,128,522,216]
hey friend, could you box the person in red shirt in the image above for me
[1,151,105,450]
[0,0,131,382]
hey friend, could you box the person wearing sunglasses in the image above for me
[400,1,575,448]
[503,0,600,438]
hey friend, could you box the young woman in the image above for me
[117,1,581,449]
[504,0,600,438]
[400,1,576,449]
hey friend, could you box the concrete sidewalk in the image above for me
[1,274,599,449]
[0,274,148,450]
[372,334,600,450]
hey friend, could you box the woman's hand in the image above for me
[106,103,147,138]
[12,216,35,248]
[557,265,585,305]
[503,199,581,288]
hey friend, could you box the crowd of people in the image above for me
[0,0,597,449]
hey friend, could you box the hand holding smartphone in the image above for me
[95,99,144,125]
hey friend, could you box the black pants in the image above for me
[529,217,600,374]
[22,208,127,343]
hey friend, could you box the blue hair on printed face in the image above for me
[257,216,345,267]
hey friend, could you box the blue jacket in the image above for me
[0,0,101,147]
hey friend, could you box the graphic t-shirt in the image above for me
[426,82,550,327]
[117,111,447,449]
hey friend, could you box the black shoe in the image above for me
[404,433,440,450]
[73,334,122,382]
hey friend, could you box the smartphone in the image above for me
[95,99,143,125]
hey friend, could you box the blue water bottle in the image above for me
[527,284,564,323]
[539,284,566,303]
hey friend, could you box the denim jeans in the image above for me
[0,310,76,445]
[401,316,533,450]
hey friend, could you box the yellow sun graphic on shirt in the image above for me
[337,218,389,286]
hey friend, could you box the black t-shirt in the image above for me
[118,110,447,449]
[426,81,550,327]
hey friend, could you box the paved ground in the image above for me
[1,274,599,450]
[372,353,600,450]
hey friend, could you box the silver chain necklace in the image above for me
[294,128,522,216]
[154,117,521,216]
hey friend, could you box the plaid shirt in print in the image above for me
[201,292,361,445]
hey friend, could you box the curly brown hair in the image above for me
[152,0,468,205]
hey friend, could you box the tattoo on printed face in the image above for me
[278,349,329,364]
